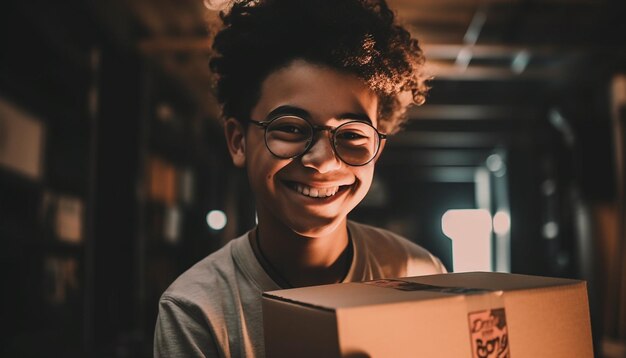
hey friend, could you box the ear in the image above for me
[224,118,247,168]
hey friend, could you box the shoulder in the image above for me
[159,237,242,310]
[155,233,265,357]
[154,238,241,356]
[348,220,447,275]
[348,220,426,255]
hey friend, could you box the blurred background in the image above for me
[1,0,625,356]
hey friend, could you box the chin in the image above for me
[287,216,346,238]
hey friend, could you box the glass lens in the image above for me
[333,122,379,165]
[265,116,312,158]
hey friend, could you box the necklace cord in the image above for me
[255,226,294,288]
[254,226,354,289]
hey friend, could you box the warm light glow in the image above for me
[511,50,530,74]
[486,153,506,177]
[486,154,503,173]
[543,221,559,239]
[206,210,227,230]
[442,209,492,272]
[493,211,511,235]
[542,179,556,196]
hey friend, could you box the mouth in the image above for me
[284,181,352,199]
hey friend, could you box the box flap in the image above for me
[263,272,583,311]
[406,271,582,291]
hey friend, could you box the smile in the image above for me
[285,181,351,199]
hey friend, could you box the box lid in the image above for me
[262,272,583,311]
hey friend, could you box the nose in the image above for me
[300,134,342,173]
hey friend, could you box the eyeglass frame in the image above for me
[247,115,387,167]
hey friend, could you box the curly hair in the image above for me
[209,0,429,134]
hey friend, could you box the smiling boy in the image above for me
[154,0,446,357]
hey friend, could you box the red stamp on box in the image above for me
[468,308,510,358]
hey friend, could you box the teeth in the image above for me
[294,183,340,198]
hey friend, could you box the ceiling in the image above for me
[91,0,626,177]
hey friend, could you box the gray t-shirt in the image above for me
[154,221,446,358]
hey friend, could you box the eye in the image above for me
[336,128,371,145]
[266,118,311,143]
[272,124,304,134]
[336,131,367,140]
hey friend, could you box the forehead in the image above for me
[251,60,379,127]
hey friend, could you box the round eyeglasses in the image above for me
[248,115,387,166]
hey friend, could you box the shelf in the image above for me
[40,239,84,256]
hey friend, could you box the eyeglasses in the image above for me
[248,115,387,166]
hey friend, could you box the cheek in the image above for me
[354,167,375,194]
[247,154,291,191]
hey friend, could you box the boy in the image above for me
[154,0,446,356]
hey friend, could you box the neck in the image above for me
[251,215,352,288]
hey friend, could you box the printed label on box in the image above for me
[468,308,510,358]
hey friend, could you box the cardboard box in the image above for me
[262,272,593,357]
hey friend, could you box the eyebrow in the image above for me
[266,105,311,120]
[266,105,373,124]
[339,112,373,124]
